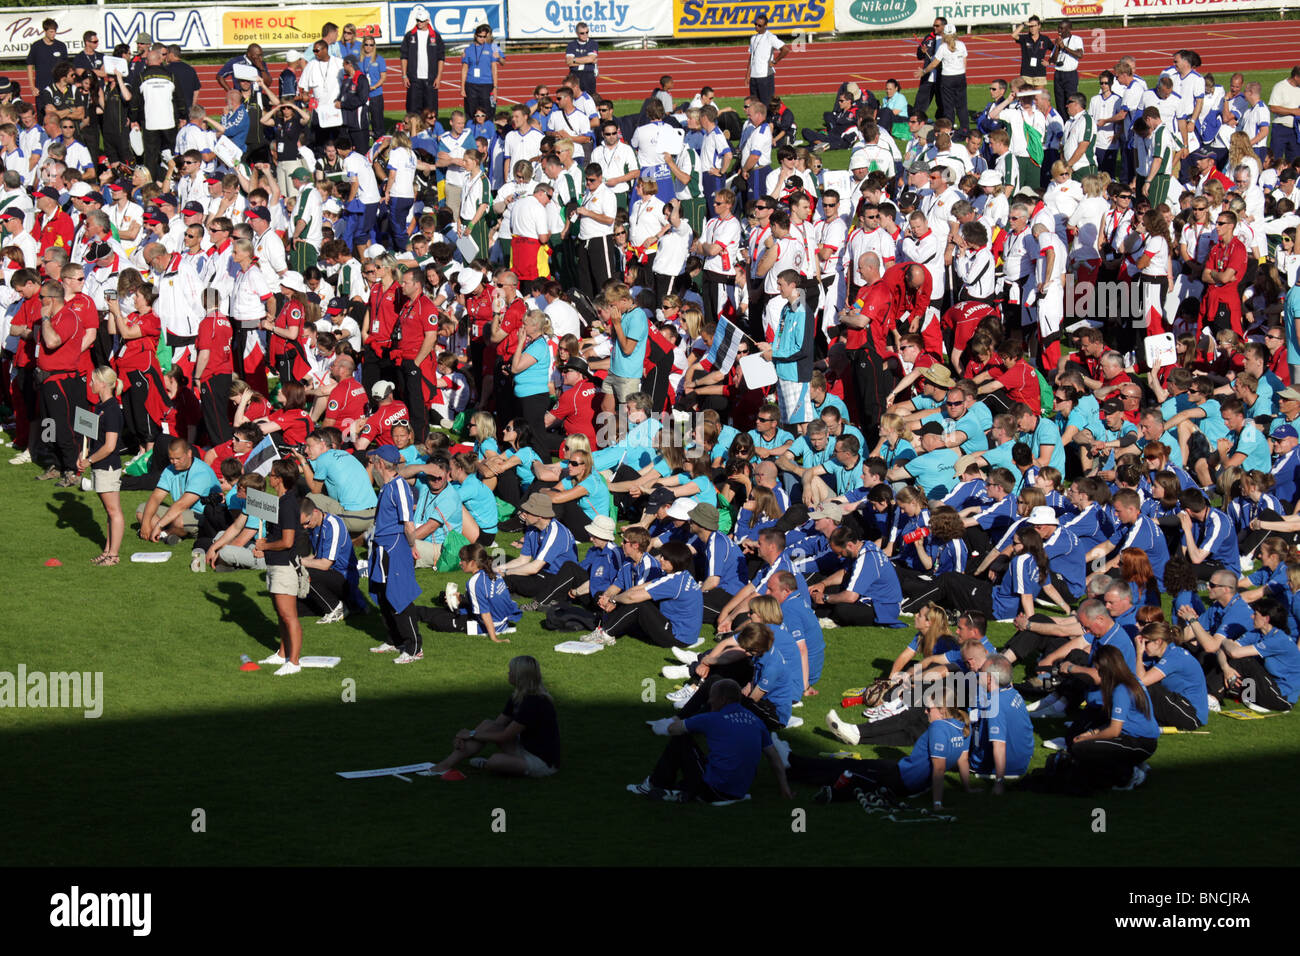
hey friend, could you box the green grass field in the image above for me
[2,450,1298,867]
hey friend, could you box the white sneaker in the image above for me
[1207,694,1222,713]
[1028,693,1067,719]
[469,757,488,769]
[865,698,907,722]
[671,646,700,664]
[684,635,705,649]
[785,716,804,729]
[770,735,792,769]
[445,582,460,612]
[369,643,398,654]
[666,685,696,703]
[817,617,839,630]
[1042,736,1066,751]
[8,448,31,465]
[259,652,286,665]
[317,604,346,624]
[394,650,424,664]
[273,661,301,676]
[826,708,860,745]
[1114,763,1148,790]
[190,548,205,573]
[662,664,691,680]
[581,627,615,646]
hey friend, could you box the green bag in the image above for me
[156,331,173,374]
[717,502,733,535]
[436,530,470,571]
[496,496,516,525]
[1037,369,1053,417]
[452,410,468,435]
[123,448,153,477]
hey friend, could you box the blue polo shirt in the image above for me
[905,448,960,499]
[844,543,903,626]
[414,480,463,543]
[788,434,833,468]
[992,553,1041,620]
[466,569,522,626]
[1191,507,1239,568]
[1024,417,1065,474]
[157,459,220,516]
[610,307,649,379]
[643,570,704,645]
[702,530,747,594]
[970,685,1033,777]
[898,718,969,794]
[582,541,623,595]
[780,593,824,685]
[1148,644,1209,724]
[683,703,772,799]
[513,336,551,397]
[945,407,989,453]
[456,474,499,533]
[1238,628,1300,703]
[462,42,500,85]
[1109,514,1170,582]
[1110,682,1160,740]
[310,449,378,511]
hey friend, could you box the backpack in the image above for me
[543,604,598,632]
[1036,368,1053,417]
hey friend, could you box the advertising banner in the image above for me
[221,5,386,47]
[674,0,835,37]
[511,0,674,38]
[390,1,506,41]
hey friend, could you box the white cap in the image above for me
[978,169,1002,187]
[848,149,871,171]
[1028,505,1059,525]
[371,379,396,398]
[667,499,695,521]
[943,23,956,35]
[458,268,483,295]
[364,242,387,260]
[322,198,343,215]
[284,49,305,63]
[411,4,430,21]
[69,182,95,198]
[279,270,307,293]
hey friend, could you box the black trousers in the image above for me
[702,270,736,322]
[1004,615,1085,669]
[517,392,553,458]
[1069,733,1156,789]
[200,374,232,447]
[649,735,738,802]
[414,605,474,633]
[299,568,349,615]
[1148,683,1202,730]
[825,599,880,627]
[371,579,421,654]
[405,78,439,118]
[851,703,931,747]
[603,600,682,647]
[1207,654,1292,712]
[850,345,893,448]
[914,79,937,119]
[934,571,995,619]
[400,358,430,442]
[677,655,755,719]
[701,587,735,625]
[748,76,775,107]
[505,570,565,601]
[465,82,493,119]
[787,753,909,796]
[361,347,399,400]
[142,126,174,179]
[938,76,969,132]
[367,95,386,141]
[1053,70,1079,118]
[39,374,81,472]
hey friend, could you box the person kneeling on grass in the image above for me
[632,677,794,803]
[413,543,521,642]
[426,656,560,781]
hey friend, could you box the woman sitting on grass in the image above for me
[426,656,560,780]
[413,543,520,642]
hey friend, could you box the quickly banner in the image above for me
[510,0,674,38]
[674,0,835,37]
[390,1,507,41]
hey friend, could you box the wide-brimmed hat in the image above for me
[666,499,695,521]
[689,503,719,531]
[521,492,555,519]
[585,515,617,541]
[920,365,956,389]
[808,501,845,522]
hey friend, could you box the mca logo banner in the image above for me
[673,0,834,37]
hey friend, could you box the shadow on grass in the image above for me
[47,491,103,542]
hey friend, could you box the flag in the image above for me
[700,315,744,376]
[243,435,280,476]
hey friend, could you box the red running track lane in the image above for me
[3,20,1296,113]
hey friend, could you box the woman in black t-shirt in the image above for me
[254,459,307,676]
[80,367,125,566]
[427,656,561,780]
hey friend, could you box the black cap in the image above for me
[1101,397,1124,414]
[326,296,347,314]
[648,487,676,509]
[898,190,920,209]
[157,191,179,207]
[919,421,945,437]
[85,240,112,260]
[182,201,205,215]
[37,186,60,201]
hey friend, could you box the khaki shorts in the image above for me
[1019,75,1048,88]
[521,747,558,778]
[91,467,122,493]
[601,373,641,402]
[267,562,310,598]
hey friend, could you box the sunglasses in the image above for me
[756,417,776,423]
[943,400,963,407]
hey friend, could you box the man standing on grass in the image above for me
[366,445,425,664]
[747,15,789,109]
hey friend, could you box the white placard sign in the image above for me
[214,135,244,170]
[1144,333,1178,370]
[739,353,778,389]
[244,489,281,525]
[73,407,99,440]
[102,55,129,77]
[232,63,261,81]
[337,762,436,779]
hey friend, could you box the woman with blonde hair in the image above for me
[427,655,560,779]
[872,412,916,469]
[511,308,556,453]
[545,448,612,539]
[469,409,500,462]
[80,367,126,565]
[916,25,969,133]
[1226,130,1261,190]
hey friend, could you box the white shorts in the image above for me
[776,378,814,426]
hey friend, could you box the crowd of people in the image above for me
[4,12,1300,803]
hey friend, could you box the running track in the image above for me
[4,19,1297,113]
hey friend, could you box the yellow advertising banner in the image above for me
[221,6,385,47]
[673,0,834,38]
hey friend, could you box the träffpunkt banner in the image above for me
[674,0,836,37]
